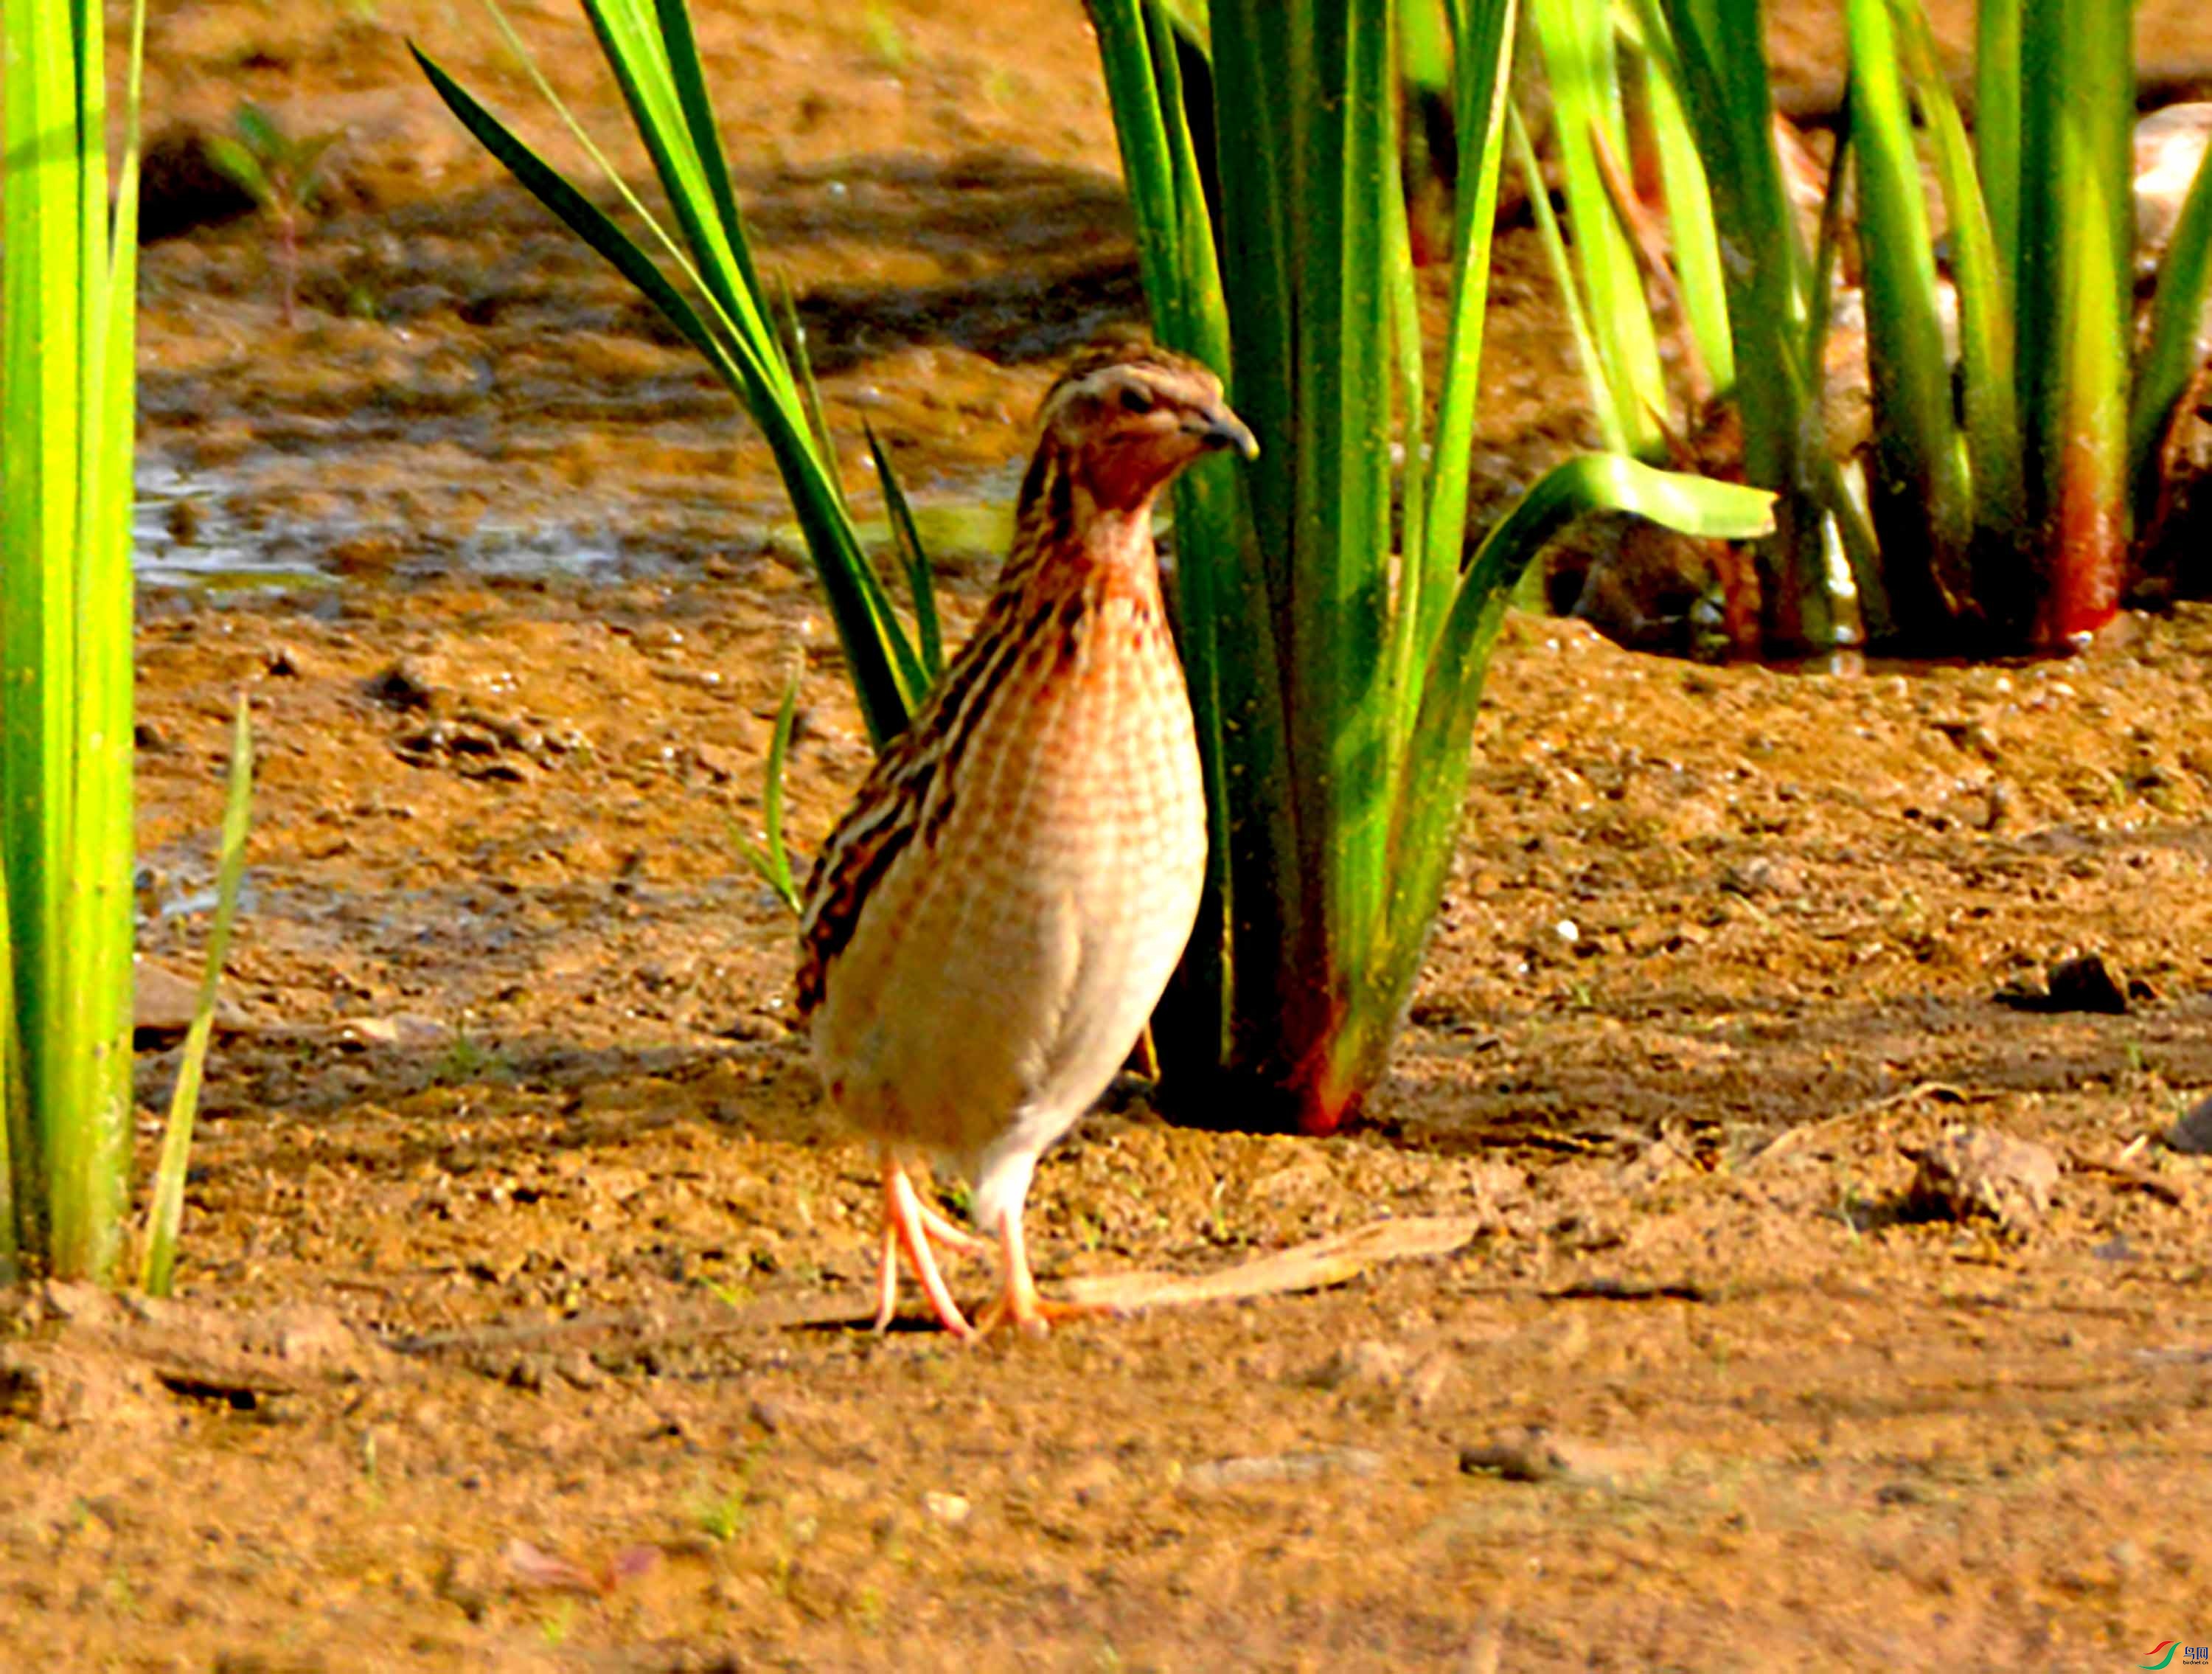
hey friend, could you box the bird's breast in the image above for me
[960,586,1204,904]
[807,574,1206,1153]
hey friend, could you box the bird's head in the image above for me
[1029,340,1259,515]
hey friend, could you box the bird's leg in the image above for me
[871,1214,900,1333]
[974,1206,1112,1336]
[877,1150,976,1339]
[900,1161,990,1258]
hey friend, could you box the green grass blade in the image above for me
[734,673,803,917]
[2129,131,2212,509]
[776,276,842,501]
[63,0,145,1285]
[4,0,144,1280]
[1885,0,2020,556]
[1848,0,1974,629]
[1349,455,1773,1114]
[1529,0,1669,456]
[1395,459,1773,928]
[141,698,254,1297]
[1208,0,1296,604]
[1289,0,1397,982]
[1133,0,1251,1047]
[475,0,759,363]
[1401,0,1452,90]
[1975,0,2020,308]
[1787,100,1895,642]
[865,423,943,678]
[1142,0,1231,358]
[4,0,83,1274]
[1458,453,1777,611]
[1089,0,1204,347]
[1414,0,1517,664]
[1660,0,1836,647]
[649,0,773,316]
[0,850,13,1280]
[1380,86,1429,779]
[1095,0,1301,1080]
[580,0,771,380]
[1624,0,1733,395]
[414,49,744,415]
[1512,98,1629,454]
[1802,103,1847,376]
[448,7,932,715]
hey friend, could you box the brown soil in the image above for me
[12,3,2212,1668]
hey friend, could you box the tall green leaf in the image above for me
[1530,0,1671,456]
[1382,459,1771,995]
[2129,134,2212,513]
[1848,0,1973,631]
[1511,99,1630,455]
[1658,0,1834,649]
[1096,0,1299,1076]
[2014,0,2130,645]
[1624,0,1733,397]
[2,0,146,1279]
[734,673,804,917]
[1975,0,2020,310]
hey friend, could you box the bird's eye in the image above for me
[1119,385,1155,415]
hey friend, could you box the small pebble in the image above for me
[2045,953,2132,1015]
[1182,1448,1383,1491]
[1908,1128,2059,1230]
[1458,1427,1648,1490]
[1304,1340,1410,1392]
[2163,1092,2212,1156]
[364,659,439,712]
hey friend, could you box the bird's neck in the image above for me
[1001,444,1166,604]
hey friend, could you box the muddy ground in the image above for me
[9,1,2212,1668]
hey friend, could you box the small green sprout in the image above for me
[206,102,341,326]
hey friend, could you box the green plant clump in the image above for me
[1525,0,2212,655]
[4,0,255,1289]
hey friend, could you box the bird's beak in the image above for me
[1190,408,1260,461]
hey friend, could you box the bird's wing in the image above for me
[794,586,1064,1018]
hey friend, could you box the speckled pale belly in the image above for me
[810,589,1206,1177]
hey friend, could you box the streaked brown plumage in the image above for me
[796,342,1257,1336]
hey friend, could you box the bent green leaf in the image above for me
[142,698,255,1297]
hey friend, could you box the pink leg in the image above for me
[872,1214,901,1333]
[911,1192,990,1257]
[877,1152,976,1339]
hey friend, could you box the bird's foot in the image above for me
[972,1209,1113,1338]
[974,1288,1115,1338]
